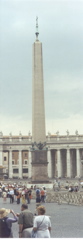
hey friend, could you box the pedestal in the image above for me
[31,150,49,183]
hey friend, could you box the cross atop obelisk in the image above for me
[35,16,39,40]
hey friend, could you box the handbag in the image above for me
[31,216,45,238]
[31,229,37,238]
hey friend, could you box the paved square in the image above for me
[0,197,83,238]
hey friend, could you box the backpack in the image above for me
[36,189,40,195]
[0,217,11,238]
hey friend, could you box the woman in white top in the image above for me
[33,205,51,238]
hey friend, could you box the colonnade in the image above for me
[0,147,83,179]
[48,148,82,178]
[0,149,32,179]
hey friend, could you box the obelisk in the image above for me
[31,17,48,182]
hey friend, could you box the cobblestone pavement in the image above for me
[0,197,83,238]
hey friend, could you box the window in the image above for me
[4,157,6,161]
[25,153,27,157]
[13,169,19,173]
[12,161,14,165]
[25,160,27,164]
[22,168,28,173]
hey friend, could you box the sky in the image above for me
[0,0,83,136]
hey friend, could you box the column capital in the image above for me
[9,149,12,152]
[57,148,61,151]
[76,147,79,150]
[66,147,70,151]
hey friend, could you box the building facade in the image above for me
[0,132,83,179]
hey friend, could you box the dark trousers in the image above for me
[41,195,45,202]
[10,195,14,203]
[17,198,20,204]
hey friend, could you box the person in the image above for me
[0,208,18,238]
[33,205,51,238]
[21,194,26,204]
[18,204,33,238]
[69,186,74,192]
[9,189,14,203]
[16,190,21,204]
[2,191,7,203]
[40,188,45,202]
[43,187,47,202]
[25,188,32,204]
[28,188,32,203]
[0,187,2,198]
[36,188,41,203]
[74,186,79,192]
[14,187,17,201]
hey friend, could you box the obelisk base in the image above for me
[31,150,49,183]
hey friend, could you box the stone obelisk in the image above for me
[31,17,48,182]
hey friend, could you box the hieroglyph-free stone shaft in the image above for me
[32,40,46,143]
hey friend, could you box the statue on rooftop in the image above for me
[66,130,69,136]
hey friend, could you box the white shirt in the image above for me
[33,215,51,238]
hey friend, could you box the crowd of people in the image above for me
[53,179,80,192]
[0,182,47,204]
[0,182,32,204]
[68,185,79,192]
[0,182,50,238]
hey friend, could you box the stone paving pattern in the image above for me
[0,197,83,238]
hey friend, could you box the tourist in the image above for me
[32,205,51,238]
[9,189,14,203]
[0,187,2,198]
[18,203,33,238]
[25,188,32,204]
[40,188,45,202]
[74,186,79,192]
[28,188,32,203]
[43,187,47,202]
[2,190,7,203]
[36,188,41,203]
[0,208,18,238]
[16,190,21,204]
[68,186,74,192]
[21,194,26,204]
[14,186,17,201]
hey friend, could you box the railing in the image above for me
[46,191,83,205]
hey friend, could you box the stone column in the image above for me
[57,149,61,177]
[47,149,52,178]
[0,150,3,165]
[28,150,32,178]
[76,148,81,177]
[9,150,12,178]
[66,148,71,177]
[19,150,22,179]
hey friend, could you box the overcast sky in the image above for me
[0,0,83,136]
